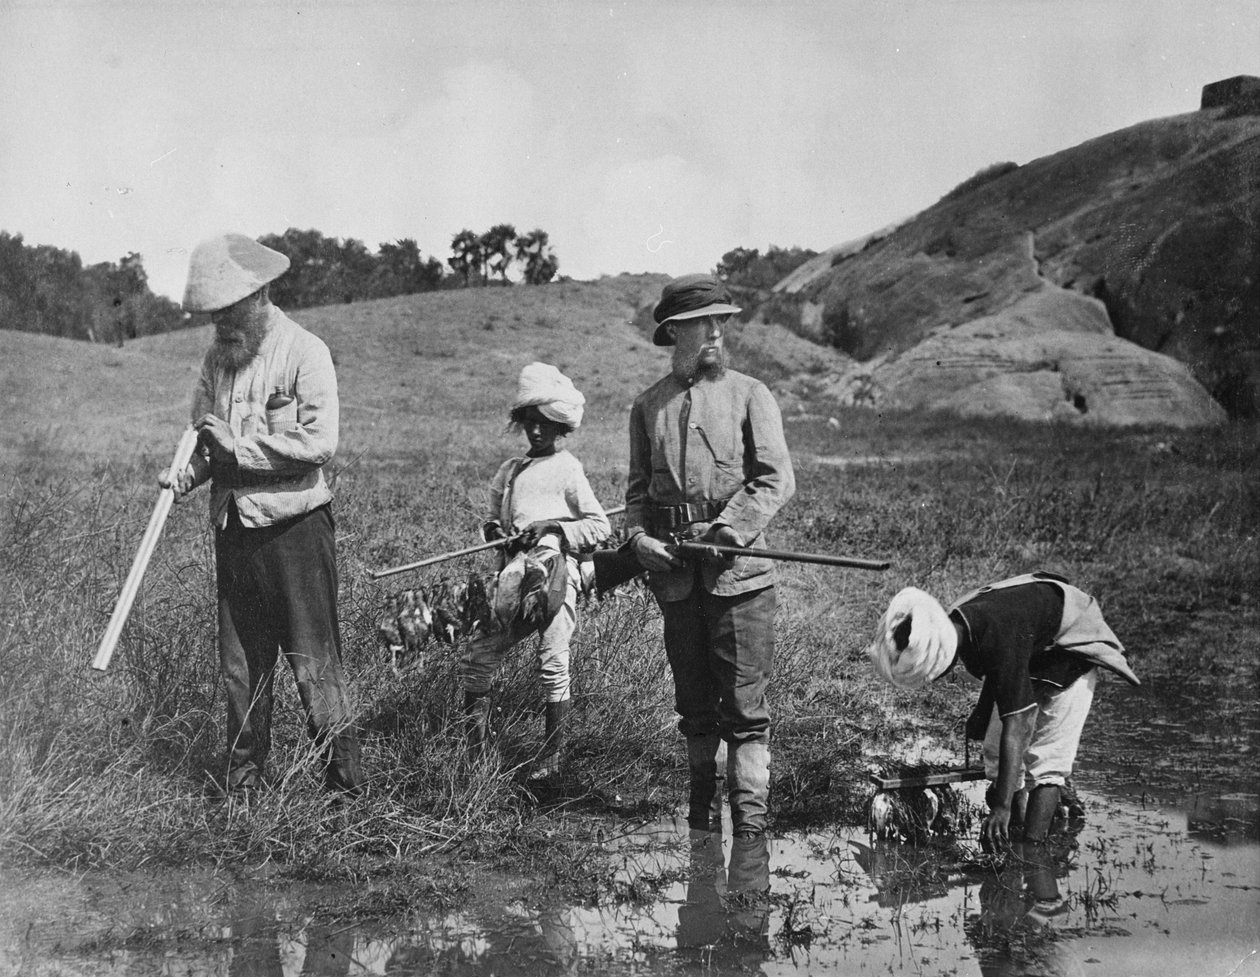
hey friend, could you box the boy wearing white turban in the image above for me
[463,363,611,780]
[867,571,1139,845]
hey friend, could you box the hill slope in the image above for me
[768,96,1259,424]
[2,276,672,470]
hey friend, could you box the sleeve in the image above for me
[486,459,515,532]
[232,336,339,475]
[712,382,795,542]
[561,459,611,553]
[186,359,214,489]
[624,398,651,540]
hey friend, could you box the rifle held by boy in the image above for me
[370,505,626,580]
[591,537,889,593]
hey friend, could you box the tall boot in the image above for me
[529,698,571,781]
[464,691,492,759]
[728,740,771,838]
[685,733,727,831]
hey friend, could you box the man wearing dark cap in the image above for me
[161,232,363,801]
[624,273,795,838]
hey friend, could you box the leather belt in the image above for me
[649,499,729,531]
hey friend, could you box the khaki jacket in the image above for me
[625,369,795,600]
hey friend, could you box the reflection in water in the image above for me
[676,830,771,969]
[10,788,1259,976]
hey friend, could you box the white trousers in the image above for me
[461,559,578,702]
[982,668,1097,788]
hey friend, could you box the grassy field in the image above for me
[1,278,1256,913]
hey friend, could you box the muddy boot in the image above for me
[685,733,727,831]
[728,740,771,838]
[529,698,571,782]
[464,691,492,759]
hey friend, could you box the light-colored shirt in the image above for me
[625,368,795,598]
[488,449,610,554]
[190,306,337,528]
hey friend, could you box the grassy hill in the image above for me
[1,274,669,474]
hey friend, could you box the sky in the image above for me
[1,0,1257,301]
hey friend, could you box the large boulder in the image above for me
[826,286,1227,427]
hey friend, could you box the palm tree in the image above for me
[515,229,559,285]
[480,224,518,285]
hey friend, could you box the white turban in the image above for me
[867,587,959,690]
[512,362,585,429]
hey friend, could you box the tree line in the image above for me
[0,231,185,344]
[0,224,561,343]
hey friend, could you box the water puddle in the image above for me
[5,782,1256,976]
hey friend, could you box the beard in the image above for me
[207,319,266,372]
[672,346,727,382]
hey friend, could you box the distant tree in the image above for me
[0,231,182,342]
[480,223,518,284]
[515,228,559,285]
[716,245,817,291]
[716,247,760,283]
[448,229,484,286]
[374,238,444,297]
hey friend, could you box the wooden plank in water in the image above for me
[869,768,987,789]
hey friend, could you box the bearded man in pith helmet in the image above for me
[160,232,364,802]
[624,273,796,838]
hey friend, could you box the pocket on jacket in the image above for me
[266,399,298,434]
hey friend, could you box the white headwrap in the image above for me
[512,362,585,430]
[867,587,959,690]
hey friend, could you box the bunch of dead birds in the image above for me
[376,545,581,665]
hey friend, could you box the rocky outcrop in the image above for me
[761,91,1260,422]
[835,289,1227,427]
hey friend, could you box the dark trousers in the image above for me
[660,584,775,743]
[215,503,362,793]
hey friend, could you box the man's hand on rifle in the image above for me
[632,532,683,572]
[482,520,508,542]
[698,524,743,563]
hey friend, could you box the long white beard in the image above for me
[208,323,265,372]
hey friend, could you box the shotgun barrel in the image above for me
[592,538,889,593]
[674,541,889,571]
[369,504,626,580]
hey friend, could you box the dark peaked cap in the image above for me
[651,274,742,346]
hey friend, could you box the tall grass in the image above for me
[2,412,1256,908]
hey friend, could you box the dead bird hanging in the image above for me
[376,545,570,666]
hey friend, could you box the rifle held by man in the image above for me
[591,537,889,593]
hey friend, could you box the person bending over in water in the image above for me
[866,571,1139,846]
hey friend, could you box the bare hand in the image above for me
[194,414,235,464]
[482,520,508,542]
[982,803,1013,849]
[633,533,683,572]
[697,524,743,563]
[519,520,562,547]
[158,467,195,500]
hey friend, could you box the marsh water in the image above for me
[4,680,1258,977]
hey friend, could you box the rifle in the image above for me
[93,426,201,671]
[591,536,889,593]
[370,505,626,580]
